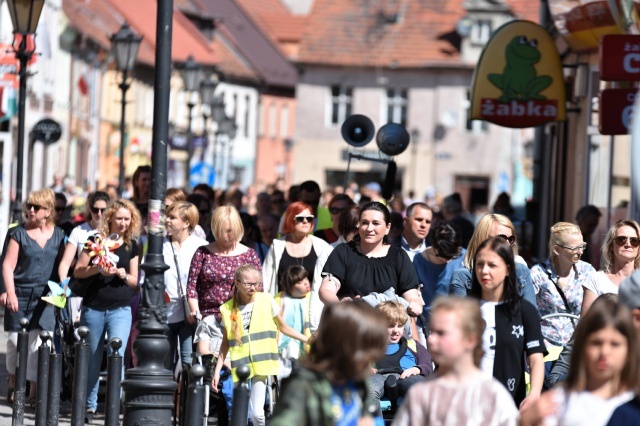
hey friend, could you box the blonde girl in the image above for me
[212,265,308,426]
[393,297,518,426]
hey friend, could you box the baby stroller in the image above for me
[56,300,108,402]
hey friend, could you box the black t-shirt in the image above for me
[277,246,318,289]
[82,240,138,310]
[322,241,419,299]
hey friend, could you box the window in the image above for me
[258,101,264,137]
[280,105,289,138]
[470,19,492,46]
[330,86,353,125]
[268,103,277,138]
[244,95,250,137]
[386,88,407,126]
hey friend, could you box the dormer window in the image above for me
[470,19,492,46]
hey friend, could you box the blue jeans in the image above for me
[165,321,194,370]
[80,306,132,412]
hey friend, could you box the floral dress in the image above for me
[531,259,595,346]
[186,246,262,322]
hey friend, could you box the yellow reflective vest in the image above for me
[275,291,312,353]
[219,292,279,381]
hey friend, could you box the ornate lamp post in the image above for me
[8,0,45,224]
[121,1,176,424]
[211,96,226,182]
[180,55,201,189]
[199,74,218,168]
[110,22,142,197]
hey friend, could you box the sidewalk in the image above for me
[0,312,107,425]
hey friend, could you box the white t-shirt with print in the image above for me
[582,271,619,297]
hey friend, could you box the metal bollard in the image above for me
[12,317,29,426]
[229,366,251,426]
[46,352,62,426]
[35,331,52,426]
[71,327,90,426]
[105,338,123,426]
[184,364,206,426]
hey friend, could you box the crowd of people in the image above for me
[2,168,640,425]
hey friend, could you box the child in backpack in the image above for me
[393,296,519,426]
[277,265,312,380]
[368,301,433,413]
[212,264,308,426]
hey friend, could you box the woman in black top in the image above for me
[319,202,423,316]
[74,199,140,419]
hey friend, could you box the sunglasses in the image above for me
[90,206,107,215]
[55,207,66,212]
[295,215,314,224]
[199,209,209,216]
[497,234,516,246]
[329,206,346,215]
[26,203,45,212]
[556,242,587,253]
[614,236,640,248]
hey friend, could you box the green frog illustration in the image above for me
[488,35,552,102]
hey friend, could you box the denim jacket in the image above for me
[448,263,537,307]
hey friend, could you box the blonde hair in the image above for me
[376,301,408,326]
[430,296,485,366]
[463,213,518,268]
[210,205,244,244]
[549,222,582,259]
[602,219,640,273]
[26,188,56,226]
[165,188,187,205]
[101,199,141,248]
[166,201,199,233]
[230,265,262,346]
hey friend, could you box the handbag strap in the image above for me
[539,262,577,325]
[169,237,186,299]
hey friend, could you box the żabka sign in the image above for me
[469,20,566,128]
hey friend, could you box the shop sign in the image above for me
[600,35,640,81]
[32,118,62,144]
[599,88,637,135]
[469,20,566,128]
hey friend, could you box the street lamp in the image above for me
[199,74,218,166]
[110,22,142,197]
[180,55,201,189]
[211,95,226,183]
[8,0,45,224]
[121,1,176,424]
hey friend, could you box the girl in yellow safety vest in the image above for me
[213,264,309,426]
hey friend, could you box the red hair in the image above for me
[282,201,313,234]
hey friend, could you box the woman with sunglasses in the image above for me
[530,222,595,349]
[449,213,537,307]
[313,194,355,244]
[319,202,423,320]
[581,219,640,314]
[58,191,111,319]
[74,198,140,421]
[263,202,333,328]
[1,188,65,404]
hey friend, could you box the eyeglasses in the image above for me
[497,234,516,246]
[90,206,106,215]
[556,242,587,252]
[238,281,258,288]
[329,206,346,215]
[26,203,45,212]
[614,236,640,248]
[295,215,314,224]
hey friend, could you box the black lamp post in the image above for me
[110,22,142,197]
[180,55,201,189]
[199,74,217,165]
[211,95,226,183]
[121,1,176,424]
[8,0,45,224]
